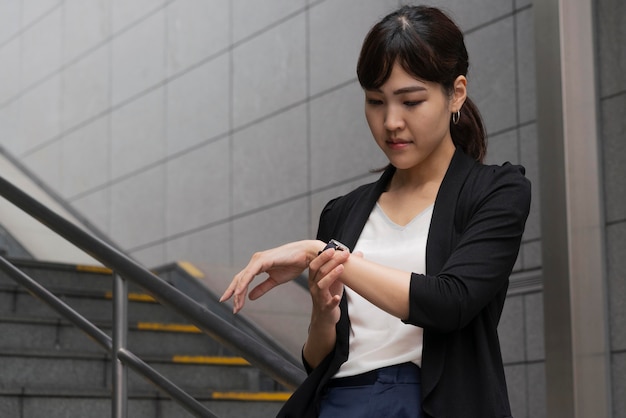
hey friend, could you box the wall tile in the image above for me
[601,93,626,224]
[0,102,20,155]
[308,0,396,96]
[486,128,519,166]
[516,8,536,124]
[613,352,626,418]
[166,222,232,271]
[110,165,165,249]
[63,0,110,62]
[527,362,547,418]
[465,16,517,134]
[111,10,165,106]
[521,240,542,270]
[310,82,387,190]
[0,0,21,44]
[504,364,527,418]
[597,0,626,97]
[166,0,230,76]
[111,0,165,34]
[499,295,526,363]
[69,188,111,236]
[61,46,110,131]
[21,142,63,192]
[21,0,61,28]
[129,242,166,269]
[0,39,21,104]
[166,54,229,156]
[520,123,540,241]
[166,138,230,236]
[233,105,307,214]
[21,7,62,88]
[18,75,62,153]
[60,117,110,197]
[423,0,513,32]
[233,0,305,43]
[607,222,626,351]
[232,197,309,265]
[524,291,545,361]
[233,14,306,127]
[111,87,166,179]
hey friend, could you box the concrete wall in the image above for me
[0,1,623,416]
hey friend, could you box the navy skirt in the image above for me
[318,362,422,418]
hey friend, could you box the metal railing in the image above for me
[0,175,306,417]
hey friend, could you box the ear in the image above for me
[450,75,467,112]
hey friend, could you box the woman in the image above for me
[221,5,531,418]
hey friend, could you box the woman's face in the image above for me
[364,62,463,173]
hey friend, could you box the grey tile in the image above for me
[20,7,62,88]
[504,364,527,418]
[499,295,525,363]
[233,104,308,214]
[0,0,20,44]
[0,102,20,155]
[165,0,230,76]
[18,75,62,153]
[233,13,306,127]
[233,0,306,43]
[520,123,540,241]
[421,0,513,32]
[601,93,626,224]
[62,0,111,62]
[232,197,310,265]
[528,362,547,418]
[61,117,110,197]
[111,0,165,33]
[21,0,61,28]
[485,128,519,166]
[308,0,397,96]
[516,0,532,9]
[0,39,20,104]
[21,142,63,193]
[69,188,111,236]
[166,138,230,236]
[166,54,230,156]
[524,292,545,361]
[516,7,536,124]
[465,16,517,134]
[111,9,165,106]
[597,0,626,97]
[613,352,626,418]
[309,82,387,190]
[61,46,110,131]
[607,222,626,351]
[129,242,166,269]
[111,87,166,179]
[110,165,166,249]
[165,222,232,271]
[521,240,542,270]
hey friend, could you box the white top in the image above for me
[334,203,433,377]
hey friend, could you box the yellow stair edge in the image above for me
[172,355,249,366]
[211,392,292,402]
[104,291,157,302]
[136,322,202,333]
[76,265,113,274]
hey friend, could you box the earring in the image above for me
[452,110,461,125]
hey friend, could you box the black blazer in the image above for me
[278,148,531,418]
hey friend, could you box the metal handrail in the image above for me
[0,175,306,415]
[0,255,216,417]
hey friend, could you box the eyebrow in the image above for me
[368,86,427,95]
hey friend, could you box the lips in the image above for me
[386,138,412,149]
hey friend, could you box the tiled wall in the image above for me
[0,1,623,416]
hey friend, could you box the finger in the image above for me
[308,247,335,271]
[248,276,280,300]
[313,250,350,283]
[316,264,344,290]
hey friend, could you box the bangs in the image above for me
[357,16,447,90]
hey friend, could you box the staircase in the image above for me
[0,258,290,417]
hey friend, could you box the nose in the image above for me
[383,105,405,132]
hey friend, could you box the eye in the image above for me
[366,98,383,105]
[404,100,423,107]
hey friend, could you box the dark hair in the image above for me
[357,5,486,162]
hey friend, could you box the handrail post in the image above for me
[112,273,128,418]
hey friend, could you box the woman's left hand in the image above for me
[220,240,324,313]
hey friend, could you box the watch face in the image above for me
[327,239,349,252]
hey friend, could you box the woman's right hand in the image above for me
[307,248,351,326]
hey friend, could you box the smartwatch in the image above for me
[318,239,349,255]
